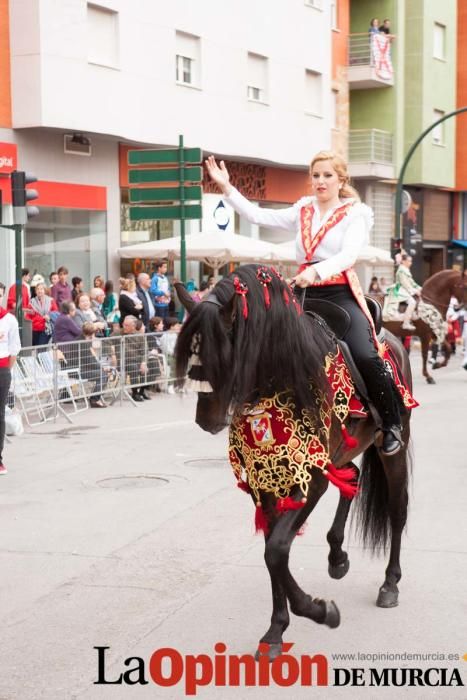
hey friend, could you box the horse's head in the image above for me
[175,264,333,434]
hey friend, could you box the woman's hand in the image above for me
[292,266,318,288]
[205,156,232,195]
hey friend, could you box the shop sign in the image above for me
[0,142,18,174]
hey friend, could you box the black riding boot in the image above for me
[366,360,404,456]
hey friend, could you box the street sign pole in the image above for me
[14,223,24,338]
[127,139,202,283]
[179,134,186,283]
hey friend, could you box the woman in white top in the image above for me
[205,151,403,456]
[0,305,21,473]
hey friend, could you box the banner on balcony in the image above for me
[371,34,393,81]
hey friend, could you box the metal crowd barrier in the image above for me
[9,331,183,426]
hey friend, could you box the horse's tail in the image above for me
[354,444,391,553]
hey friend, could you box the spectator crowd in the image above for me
[0,260,215,407]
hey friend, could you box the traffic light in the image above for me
[11,170,39,224]
[390,237,403,254]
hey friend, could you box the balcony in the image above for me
[348,34,394,89]
[348,130,395,179]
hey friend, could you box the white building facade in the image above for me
[1,0,336,287]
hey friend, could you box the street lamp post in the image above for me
[395,106,467,255]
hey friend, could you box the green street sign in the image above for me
[128,148,202,166]
[129,204,202,221]
[129,186,202,203]
[128,166,202,184]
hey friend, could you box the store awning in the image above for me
[451,240,467,248]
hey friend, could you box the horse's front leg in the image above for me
[255,496,293,661]
[327,466,359,579]
[421,333,436,384]
[284,477,340,627]
[377,446,409,608]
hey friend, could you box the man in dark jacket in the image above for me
[136,273,157,330]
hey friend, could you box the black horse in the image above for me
[176,264,414,660]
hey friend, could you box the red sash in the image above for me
[300,204,352,262]
[299,203,382,353]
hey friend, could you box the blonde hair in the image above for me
[310,150,360,201]
[119,277,136,293]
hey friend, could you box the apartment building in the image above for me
[0,0,338,287]
[348,0,457,282]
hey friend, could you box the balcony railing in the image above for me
[348,33,394,88]
[348,130,394,178]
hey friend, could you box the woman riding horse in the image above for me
[206,151,404,455]
[175,263,415,659]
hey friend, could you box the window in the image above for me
[87,4,119,68]
[175,31,201,86]
[330,0,338,30]
[432,110,445,144]
[433,23,446,60]
[305,69,322,115]
[247,52,268,103]
[176,55,193,84]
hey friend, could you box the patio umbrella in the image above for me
[117,230,277,275]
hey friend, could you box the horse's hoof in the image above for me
[376,585,399,608]
[328,557,350,580]
[323,600,341,628]
[255,642,283,662]
[426,376,436,384]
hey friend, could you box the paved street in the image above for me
[1,349,466,699]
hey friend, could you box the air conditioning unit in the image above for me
[64,133,92,156]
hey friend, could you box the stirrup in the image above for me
[377,426,403,457]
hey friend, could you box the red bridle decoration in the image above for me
[233,276,249,319]
[271,266,290,306]
[256,267,273,308]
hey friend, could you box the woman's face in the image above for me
[310,159,342,203]
[35,284,45,298]
[79,295,91,310]
[372,18,379,27]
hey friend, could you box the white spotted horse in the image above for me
[175,264,416,661]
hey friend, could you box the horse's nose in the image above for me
[196,418,226,434]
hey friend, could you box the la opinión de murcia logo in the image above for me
[94,645,464,694]
[0,157,13,168]
[94,644,328,693]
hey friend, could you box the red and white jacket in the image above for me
[0,307,22,368]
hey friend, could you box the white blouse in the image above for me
[224,186,374,280]
[0,313,22,360]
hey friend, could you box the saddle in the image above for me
[302,296,384,420]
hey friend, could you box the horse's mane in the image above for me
[422,268,461,291]
[176,264,335,418]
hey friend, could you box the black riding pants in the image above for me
[0,367,12,464]
[305,285,401,429]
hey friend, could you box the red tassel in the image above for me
[255,504,270,535]
[323,463,359,500]
[292,297,303,315]
[341,423,358,450]
[263,285,270,309]
[283,289,290,305]
[241,296,248,319]
[276,496,306,513]
[237,480,251,494]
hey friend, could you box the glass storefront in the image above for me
[24,208,107,288]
